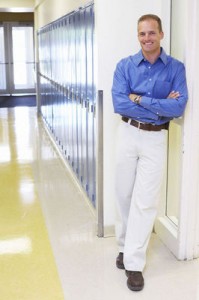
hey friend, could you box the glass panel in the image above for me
[0,26,6,90]
[166,121,182,225]
[12,26,35,90]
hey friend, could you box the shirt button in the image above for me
[148,92,151,95]
[149,78,152,81]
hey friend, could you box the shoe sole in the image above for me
[127,282,144,292]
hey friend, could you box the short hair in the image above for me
[138,14,163,32]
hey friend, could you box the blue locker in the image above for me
[38,3,96,206]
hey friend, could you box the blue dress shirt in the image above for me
[112,48,188,125]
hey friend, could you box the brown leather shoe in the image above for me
[116,252,125,269]
[126,270,144,291]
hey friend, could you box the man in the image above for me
[111,14,188,292]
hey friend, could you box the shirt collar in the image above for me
[133,47,168,66]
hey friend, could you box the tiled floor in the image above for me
[0,107,199,300]
[0,107,64,300]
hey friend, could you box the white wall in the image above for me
[95,0,171,231]
[0,0,34,9]
[34,0,89,29]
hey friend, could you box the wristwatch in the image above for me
[134,95,141,104]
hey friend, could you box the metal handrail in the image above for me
[96,90,104,237]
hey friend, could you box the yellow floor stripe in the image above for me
[0,108,64,300]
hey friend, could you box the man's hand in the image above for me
[167,91,180,99]
[129,93,138,101]
[129,93,141,104]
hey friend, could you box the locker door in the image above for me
[71,13,78,174]
[79,8,89,193]
[75,11,81,179]
[66,15,73,166]
[85,4,95,205]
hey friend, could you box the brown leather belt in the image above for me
[122,117,169,131]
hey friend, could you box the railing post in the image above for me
[96,90,104,237]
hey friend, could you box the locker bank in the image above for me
[0,0,199,299]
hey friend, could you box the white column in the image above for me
[179,0,199,259]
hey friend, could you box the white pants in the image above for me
[115,120,167,271]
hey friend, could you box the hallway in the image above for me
[0,106,199,300]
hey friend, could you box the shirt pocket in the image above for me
[153,80,172,98]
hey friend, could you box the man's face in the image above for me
[137,19,164,56]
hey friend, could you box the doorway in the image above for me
[155,0,199,261]
[0,22,35,95]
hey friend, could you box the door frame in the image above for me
[0,21,35,95]
[155,0,199,261]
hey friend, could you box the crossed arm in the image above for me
[129,90,180,104]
